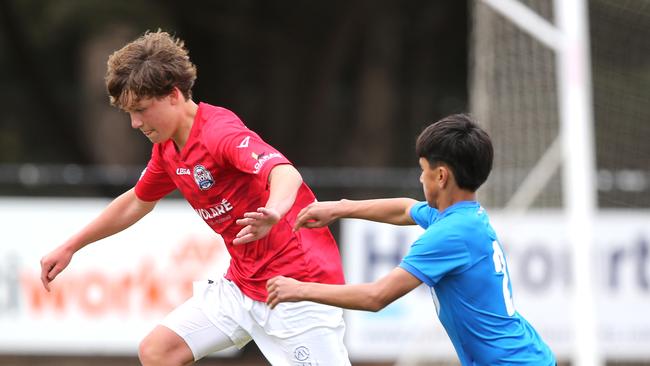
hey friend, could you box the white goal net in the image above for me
[469,1,650,366]
[471,0,650,210]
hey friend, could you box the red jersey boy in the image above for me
[40,30,350,366]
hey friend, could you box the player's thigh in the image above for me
[159,296,239,361]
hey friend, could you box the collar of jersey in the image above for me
[436,200,479,219]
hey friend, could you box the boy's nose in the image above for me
[130,114,143,129]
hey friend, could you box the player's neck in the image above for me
[171,100,199,151]
[436,189,476,212]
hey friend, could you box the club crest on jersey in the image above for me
[193,165,214,190]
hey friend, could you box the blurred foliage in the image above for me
[0,0,468,169]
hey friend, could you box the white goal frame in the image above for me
[480,1,601,366]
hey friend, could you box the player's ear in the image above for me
[168,87,182,105]
[438,165,450,188]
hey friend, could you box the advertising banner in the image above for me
[0,198,233,356]
[2,198,649,362]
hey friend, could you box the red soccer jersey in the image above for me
[134,103,344,301]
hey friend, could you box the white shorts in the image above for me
[160,278,351,366]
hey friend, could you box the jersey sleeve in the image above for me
[409,201,439,229]
[207,115,292,185]
[399,228,470,286]
[134,145,176,201]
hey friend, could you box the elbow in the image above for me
[366,302,386,313]
[362,280,402,312]
[366,291,391,312]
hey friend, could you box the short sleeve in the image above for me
[206,113,292,185]
[409,201,439,229]
[134,145,176,201]
[399,229,470,286]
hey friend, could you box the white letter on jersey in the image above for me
[237,136,250,148]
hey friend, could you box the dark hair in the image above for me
[415,114,493,191]
[105,30,197,110]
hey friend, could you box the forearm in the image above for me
[333,198,418,225]
[64,188,155,252]
[267,268,421,311]
[266,164,302,218]
[298,282,389,312]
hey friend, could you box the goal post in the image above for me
[472,1,601,366]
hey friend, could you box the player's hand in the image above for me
[40,245,74,292]
[266,275,304,309]
[233,207,281,245]
[293,201,340,231]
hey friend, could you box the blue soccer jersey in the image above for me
[399,201,555,366]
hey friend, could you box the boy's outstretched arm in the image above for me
[233,164,302,245]
[40,188,157,291]
[266,268,422,311]
[293,198,418,231]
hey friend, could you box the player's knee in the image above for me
[138,335,185,366]
[138,336,164,366]
[138,326,194,366]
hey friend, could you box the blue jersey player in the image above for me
[266,114,555,365]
